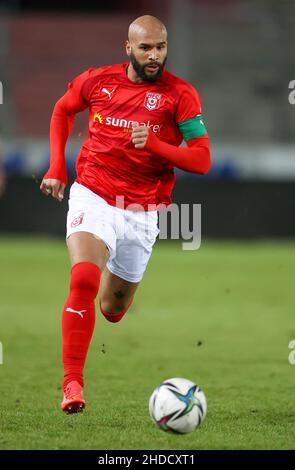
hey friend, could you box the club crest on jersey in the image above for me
[71,212,84,228]
[144,92,162,111]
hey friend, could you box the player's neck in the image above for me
[126,63,145,84]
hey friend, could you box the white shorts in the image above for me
[66,182,159,283]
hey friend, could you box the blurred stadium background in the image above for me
[0,0,295,451]
[0,0,294,237]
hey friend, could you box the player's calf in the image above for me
[62,262,101,389]
[99,297,133,323]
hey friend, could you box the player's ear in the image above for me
[125,40,131,56]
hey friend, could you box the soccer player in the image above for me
[40,15,211,413]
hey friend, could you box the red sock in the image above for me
[62,262,101,390]
[99,297,133,323]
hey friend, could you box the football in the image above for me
[149,377,207,434]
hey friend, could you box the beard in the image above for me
[130,52,167,83]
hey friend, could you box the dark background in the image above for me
[0,0,294,238]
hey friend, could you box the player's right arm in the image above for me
[132,81,211,175]
[40,70,90,201]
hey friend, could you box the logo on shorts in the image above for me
[144,92,162,111]
[71,212,84,228]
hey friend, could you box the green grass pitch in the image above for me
[0,237,294,449]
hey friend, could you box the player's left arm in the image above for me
[131,84,211,174]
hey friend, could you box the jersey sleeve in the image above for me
[175,83,208,141]
[43,69,95,184]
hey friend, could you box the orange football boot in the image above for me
[61,380,85,414]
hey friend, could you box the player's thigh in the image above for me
[67,231,110,270]
[100,267,139,312]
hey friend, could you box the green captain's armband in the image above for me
[178,115,208,141]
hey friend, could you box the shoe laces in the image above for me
[64,381,82,399]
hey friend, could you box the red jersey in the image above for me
[47,63,210,209]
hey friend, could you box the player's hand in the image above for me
[40,178,65,202]
[131,125,150,149]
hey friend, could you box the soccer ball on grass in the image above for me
[149,377,207,434]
